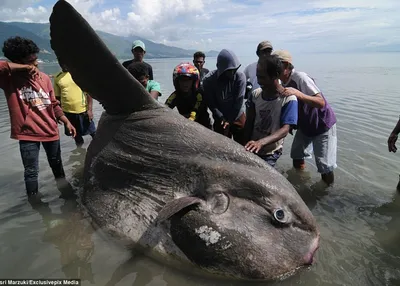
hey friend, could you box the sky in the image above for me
[0,0,399,56]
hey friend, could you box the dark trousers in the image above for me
[213,113,246,145]
[19,140,65,196]
[258,149,283,168]
[64,112,96,145]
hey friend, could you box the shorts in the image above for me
[290,124,337,174]
[258,149,283,168]
[64,111,96,137]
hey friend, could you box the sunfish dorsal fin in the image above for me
[49,0,158,114]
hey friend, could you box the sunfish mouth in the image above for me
[304,235,320,265]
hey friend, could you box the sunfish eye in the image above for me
[210,192,230,214]
[273,209,286,223]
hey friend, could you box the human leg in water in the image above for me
[291,129,313,171]
[42,140,66,179]
[19,141,41,197]
[313,124,337,185]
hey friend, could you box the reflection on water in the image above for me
[28,190,95,284]
[1,54,400,285]
[27,146,95,284]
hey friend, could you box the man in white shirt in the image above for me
[243,41,273,93]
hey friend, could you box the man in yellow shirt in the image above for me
[54,63,96,146]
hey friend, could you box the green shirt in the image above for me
[146,80,161,97]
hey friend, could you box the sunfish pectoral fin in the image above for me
[155,196,203,224]
[49,0,158,114]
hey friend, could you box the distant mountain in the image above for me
[0,21,219,62]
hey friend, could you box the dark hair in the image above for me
[127,62,149,79]
[285,62,294,71]
[2,36,40,63]
[258,55,284,80]
[256,48,272,57]
[193,51,205,59]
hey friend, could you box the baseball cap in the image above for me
[132,40,146,51]
[256,41,273,53]
[272,50,292,64]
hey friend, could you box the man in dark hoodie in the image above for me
[202,49,246,144]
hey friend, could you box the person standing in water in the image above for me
[0,36,76,197]
[274,50,337,185]
[122,40,154,80]
[244,55,298,168]
[54,61,96,146]
[243,41,273,93]
[165,62,211,129]
[202,49,247,144]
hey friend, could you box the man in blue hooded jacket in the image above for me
[202,49,247,144]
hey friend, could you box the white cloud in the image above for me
[0,0,399,54]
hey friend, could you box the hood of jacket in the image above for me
[216,49,241,78]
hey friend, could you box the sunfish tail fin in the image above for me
[49,0,157,114]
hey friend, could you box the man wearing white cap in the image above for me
[122,40,154,80]
[274,50,337,185]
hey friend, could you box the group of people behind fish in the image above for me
[1,35,400,199]
[122,40,337,186]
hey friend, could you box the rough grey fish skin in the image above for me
[49,0,320,281]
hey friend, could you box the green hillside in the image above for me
[0,21,218,62]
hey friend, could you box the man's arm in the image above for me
[245,97,298,153]
[242,94,256,146]
[53,78,61,100]
[282,74,325,108]
[188,93,203,121]
[148,64,154,80]
[202,77,224,121]
[0,61,38,88]
[390,118,400,136]
[288,89,325,108]
[243,64,250,80]
[150,91,159,99]
[388,117,400,153]
[148,81,161,100]
[0,61,11,89]
[86,93,94,120]
[245,125,291,153]
[1,62,38,75]
[165,93,177,109]
[229,72,246,122]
